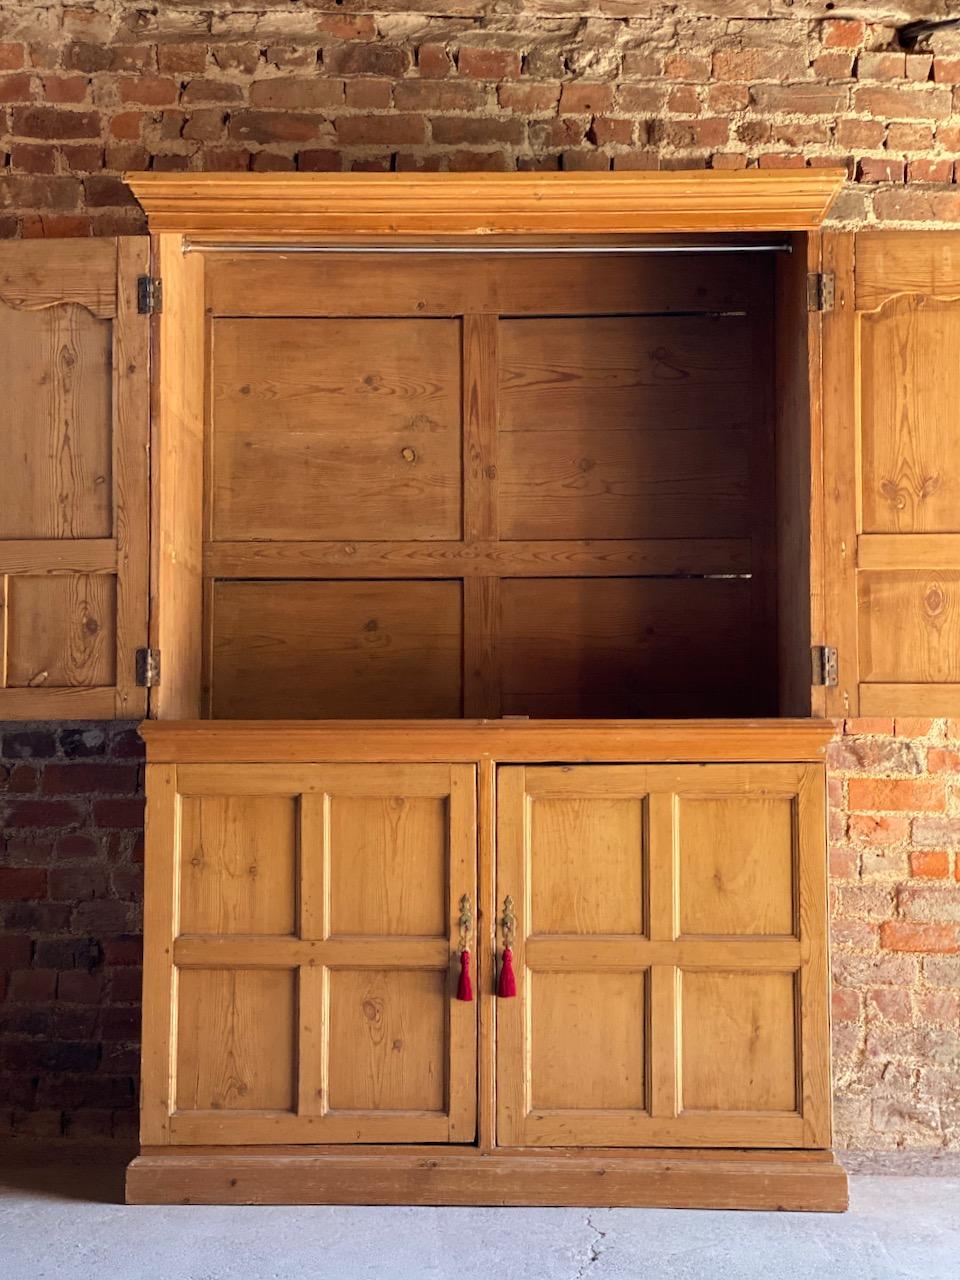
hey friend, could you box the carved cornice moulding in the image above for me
[124,169,845,239]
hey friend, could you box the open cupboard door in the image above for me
[823,231,960,717]
[0,239,150,718]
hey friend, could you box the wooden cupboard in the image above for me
[126,719,845,1210]
[1,170,881,1208]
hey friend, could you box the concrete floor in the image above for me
[1,1166,958,1280]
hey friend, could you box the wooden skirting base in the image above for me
[126,1146,849,1211]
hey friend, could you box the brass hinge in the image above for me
[135,647,161,688]
[137,276,163,315]
[807,272,835,313]
[811,645,838,687]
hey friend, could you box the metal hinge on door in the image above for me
[811,645,838,687]
[135,648,161,688]
[137,276,163,315]
[806,272,835,313]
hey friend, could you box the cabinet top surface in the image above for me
[140,719,835,764]
[124,170,844,238]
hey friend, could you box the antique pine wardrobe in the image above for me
[4,170,959,1209]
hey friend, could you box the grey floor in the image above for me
[1,1165,958,1280]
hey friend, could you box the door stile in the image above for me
[647,789,679,1121]
[297,793,328,1119]
[448,764,480,1142]
[797,766,832,1146]
[477,756,497,1150]
[494,766,527,1147]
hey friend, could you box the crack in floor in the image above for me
[574,1212,607,1279]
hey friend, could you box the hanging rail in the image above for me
[182,240,793,255]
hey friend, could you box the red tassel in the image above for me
[456,948,473,1002]
[498,946,517,998]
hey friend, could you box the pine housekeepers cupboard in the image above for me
[3,170,958,1207]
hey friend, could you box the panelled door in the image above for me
[823,231,960,716]
[496,764,830,1148]
[0,238,149,718]
[142,763,477,1145]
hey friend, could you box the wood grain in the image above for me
[210,579,463,718]
[211,317,462,542]
[126,170,845,237]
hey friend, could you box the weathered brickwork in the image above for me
[2,717,959,1149]
[0,723,144,1143]
[828,718,960,1151]
[1,3,960,232]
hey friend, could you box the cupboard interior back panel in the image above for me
[203,251,781,719]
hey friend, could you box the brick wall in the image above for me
[829,719,960,1151]
[0,723,144,1143]
[3,718,959,1149]
[1,3,960,232]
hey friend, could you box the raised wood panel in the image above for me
[529,796,645,935]
[328,795,448,937]
[499,577,759,718]
[179,794,298,936]
[857,570,960,684]
[209,580,463,718]
[680,971,798,1113]
[176,968,297,1112]
[677,794,796,937]
[0,238,149,718]
[500,427,750,541]
[530,970,647,1110]
[499,314,753,434]
[327,969,447,1113]
[0,302,112,539]
[5,574,116,689]
[860,298,960,534]
[211,318,462,542]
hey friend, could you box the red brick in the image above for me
[431,116,524,146]
[830,846,859,879]
[559,83,615,115]
[664,54,708,82]
[6,799,82,828]
[417,43,453,79]
[41,763,138,795]
[880,922,959,953]
[814,52,854,79]
[394,81,484,112]
[181,79,244,106]
[933,57,960,83]
[910,850,951,879]
[888,122,935,150]
[912,817,960,849]
[823,20,865,48]
[622,51,660,78]
[157,43,208,74]
[109,111,145,141]
[498,84,560,114]
[853,85,952,121]
[832,988,860,1021]
[11,107,100,140]
[117,76,178,106]
[848,814,910,845]
[907,159,955,183]
[346,79,394,110]
[0,867,47,900]
[0,42,24,70]
[845,718,895,735]
[0,73,32,102]
[750,84,848,114]
[667,86,700,115]
[856,52,907,81]
[246,78,341,110]
[858,157,905,183]
[712,48,806,82]
[9,145,54,174]
[336,114,426,146]
[457,47,521,81]
[91,799,144,829]
[231,112,330,144]
[325,44,410,79]
[847,779,945,812]
[589,117,635,146]
[42,75,88,104]
[867,986,912,1022]
[8,969,57,1001]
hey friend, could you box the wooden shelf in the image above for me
[139,718,835,763]
[125,170,845,238]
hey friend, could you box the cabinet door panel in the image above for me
[496,764,829,1149]
[0,238,149,718]
[143,762,477,1146]
[823,231,960,715]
